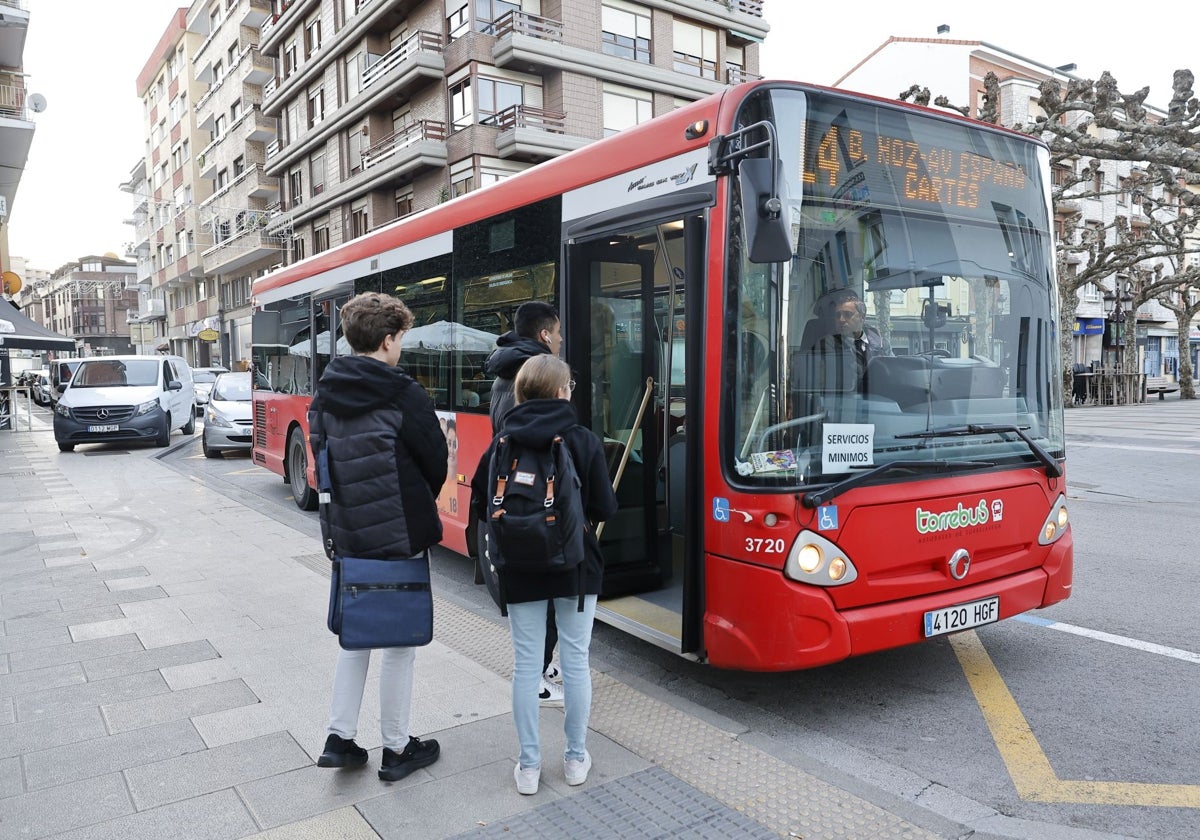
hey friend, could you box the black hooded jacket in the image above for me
[484,332,550,429]
[309,355,447,559]
[470,398,618,605]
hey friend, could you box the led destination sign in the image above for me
[800,107,1036,218]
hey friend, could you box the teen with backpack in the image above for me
[470,354,618,795]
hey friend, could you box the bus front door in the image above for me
[567,217,697,654]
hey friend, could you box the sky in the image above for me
[7,1,1196,273]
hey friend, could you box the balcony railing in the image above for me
[362,120,447,170]
[362,30,443,90]
[0,1,27,11]
[0,81,27,120]
[724,0,764,16]
[725,66,763,85]
[493,105,565,134]
[493,10,563,42]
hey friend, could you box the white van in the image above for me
[53,356,195,452]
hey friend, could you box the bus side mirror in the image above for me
[739,158,792,264]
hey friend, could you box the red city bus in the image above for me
[251,80,1072,671]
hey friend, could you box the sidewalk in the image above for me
[0,424,1032,840]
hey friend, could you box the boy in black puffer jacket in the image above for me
[309,292,448,782]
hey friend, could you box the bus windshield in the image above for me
[728,87,1065,489]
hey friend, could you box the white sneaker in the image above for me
[543,663,562,683]
[564,750,592,786]
[514,763,540,795]
[538,678,564,707]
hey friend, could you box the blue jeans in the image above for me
[508,595,596,770]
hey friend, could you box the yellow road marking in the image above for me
[224,468,261,475]
[951,631,1200,807]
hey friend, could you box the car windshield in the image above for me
[73,360,160,388]
[194,370,223,383]
[211,372,251,401]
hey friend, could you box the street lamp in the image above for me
[1103,276,1134,370]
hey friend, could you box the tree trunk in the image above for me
[1059,292,1079,405]
[1178,314,1196,400]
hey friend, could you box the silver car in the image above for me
[201,372,252,458]
[192,367,230,414]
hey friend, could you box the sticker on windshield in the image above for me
[748,448,796,473]
[822,424,874,475]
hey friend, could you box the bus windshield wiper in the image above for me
[801,459,989,508]
[894,424,1063,478]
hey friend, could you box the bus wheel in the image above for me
[288,429,319,511]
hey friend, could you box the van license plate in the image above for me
[923,596,999,638]
[87,424,119,433]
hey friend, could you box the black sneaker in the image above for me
[379,735,440,781]
[316,733,368,768]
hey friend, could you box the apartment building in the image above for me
[38,255,139,357]
[131,9,219,367]
[835,34,1197,378]
[254,0,768,260]
[0,0,33,301]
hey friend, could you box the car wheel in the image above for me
[288,428,319,511]
[155,414,171,447]
[181,411,195,436]
[57,441,74,452]
[202,431,218,459]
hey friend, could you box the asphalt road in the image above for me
[155,399,1200,840]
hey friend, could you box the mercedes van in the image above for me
[53,356,195,451]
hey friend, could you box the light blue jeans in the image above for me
[508,595,596,770]
[327,646,415,752]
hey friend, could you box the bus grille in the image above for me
[254,401,267,448]
[73,405,137,423]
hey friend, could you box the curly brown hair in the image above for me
[340,292,415,353]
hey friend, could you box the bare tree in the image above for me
[902,70,1200,400]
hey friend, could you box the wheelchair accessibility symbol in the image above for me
[713,497,752,523]
[817,505,838,531]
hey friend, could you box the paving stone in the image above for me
[57,585,168,612]
[0,696,12,725]
[4,605,124,636]
[125,731,312,811]
[0,597,63,621]
[101,678,260,734]
[9,634,145,673]
[0,754,21,798]
[0,661,86,698]
[83,639,218,682]
[47,789,259,840]
[0,772,133,839]
[241,806,382,840]
[24,718,207,791]
[15,670,169,722]
[0,625,72,656]
[0,706,107,759]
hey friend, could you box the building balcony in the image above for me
[259,0,318,57]
[0,1,30,70]
[726,66,762,85]
[201,164,279,210]
[492,11,727,101]
[245,46,274,86]
[136,298,166,321]
[362,120,446,172]
[0,79,33,218]
[493,106,590,160]
[239,0,271,29]
[123,275,150,292]
[202,223,283,274]
[362,30,445,91]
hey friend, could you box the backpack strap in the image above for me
[491,435,511,508]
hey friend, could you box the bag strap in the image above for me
[316,439,335,559]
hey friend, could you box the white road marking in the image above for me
[1016,614,1200,664]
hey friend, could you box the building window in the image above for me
[447,2,468,40]
[214,114,226,138]
[291,237,306,263]
[672,20,717,79]
[288,169,303,207]
[228,42,240,67]
[396,190,413,218]
[305,16,322,58]
[601,2,651,63]
[311,153,325,195]
[313,226,330,253]
[308,87,325,127]
[351,204,369,238]
[284,42,298,77]
[212,60,224,83]
[450,79,473,128]
[477,77,524,124]
[476,0,519,34]
[216,168,230,189]
[602,85,652,136]
[230,99,242,122]
[347,126,365,173]
[233,155,245,177]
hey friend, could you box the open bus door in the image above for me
[566,215,703,658]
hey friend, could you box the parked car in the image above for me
[48,359,83,408]
[53,355,195,452]
[34,372,52,406]
[192,367,230,414]
[201,371,252,458]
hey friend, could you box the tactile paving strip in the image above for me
[452,766,780,839]
[432,595,940,840]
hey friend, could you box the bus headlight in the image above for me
[785,531,858,586]
[1038,495,1069,545]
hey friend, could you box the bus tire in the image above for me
[288,428,319,511]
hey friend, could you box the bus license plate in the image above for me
[923,596,999,638]
[87,424,119,433]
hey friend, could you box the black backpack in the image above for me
[484,432,587,609]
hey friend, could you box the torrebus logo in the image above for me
[915,501,991,534]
